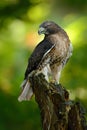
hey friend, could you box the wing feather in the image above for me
[24,39,54,79]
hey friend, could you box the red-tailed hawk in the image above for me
[18,21,73,102]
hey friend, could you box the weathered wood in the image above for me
[29,72,87,130]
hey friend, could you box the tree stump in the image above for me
[29,72,87,130]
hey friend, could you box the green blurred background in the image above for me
[0,0,87,129]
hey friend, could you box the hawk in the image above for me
[18,21,73,102]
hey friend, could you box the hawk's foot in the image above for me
[50,80,59,86]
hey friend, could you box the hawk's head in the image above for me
[38,21,61,35]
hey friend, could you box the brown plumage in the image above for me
[18,21,73,102]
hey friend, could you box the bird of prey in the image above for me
[18,21,73,102]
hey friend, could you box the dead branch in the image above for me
[29,72,87,130]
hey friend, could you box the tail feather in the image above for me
[18,80,33,102]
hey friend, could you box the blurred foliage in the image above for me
[54,0,87,12]
[0,0,87,130]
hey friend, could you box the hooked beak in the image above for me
[38,27,46,35]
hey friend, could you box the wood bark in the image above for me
[29,72,87,130]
